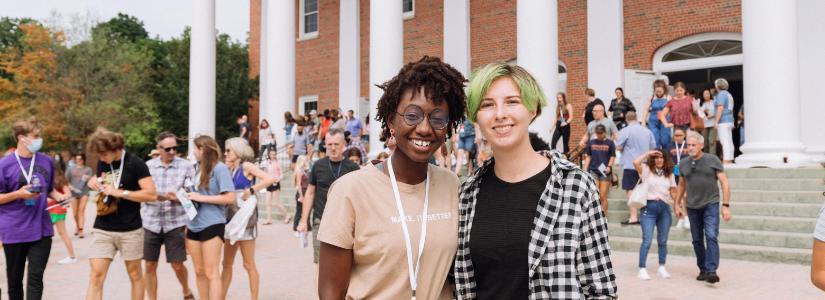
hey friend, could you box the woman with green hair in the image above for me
[452,62,617,299]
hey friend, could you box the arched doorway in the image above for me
[653,32,745,155]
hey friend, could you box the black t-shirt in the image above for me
[308,157,359,220]
[94,151,151,232]
[470,160,552,299]
[584,98,606,126]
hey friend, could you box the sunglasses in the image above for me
[162,146,177,153]
[396,105,449,130]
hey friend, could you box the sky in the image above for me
[1,0,251,44]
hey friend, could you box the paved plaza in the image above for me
[0,204,821,299]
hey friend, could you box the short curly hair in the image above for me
[375,56,467,142]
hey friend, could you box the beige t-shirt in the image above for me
[318,163,459,300]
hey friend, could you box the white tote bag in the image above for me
[226,193,258,245]
[627,180,648,209]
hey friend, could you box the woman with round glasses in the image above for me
[452,63,617,299]
[316,56,466,299]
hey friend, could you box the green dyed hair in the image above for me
[466,63,547,123]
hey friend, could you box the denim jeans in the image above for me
[4,237,52,300]
[647,119,671,149]
[639,200,672,268]
[687,203,720,273]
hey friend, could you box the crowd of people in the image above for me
[0,54,750,300]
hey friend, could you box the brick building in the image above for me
[232,0,825,166]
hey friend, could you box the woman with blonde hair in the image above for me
[292,155,311,233]
[220,137,276,299]
[185,135,235,300]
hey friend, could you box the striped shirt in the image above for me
[141,157,196,233]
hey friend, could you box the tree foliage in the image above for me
[0,14,254,157]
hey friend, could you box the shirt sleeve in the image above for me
[578,176,619,298]
[133,157,152,180]
[627,100,637,112]
[308,164,318,185]
[669,173,677,188]
[710,156,724,172]
[317,181,356,249]
[609,120,619,136]
[616,131,628,148]
[609,141,616,157]
[214,165,235,194]
[585,142,593,155]
[640,164,651,181]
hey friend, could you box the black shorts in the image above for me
[266,183,281,192]
[622,169,641,191]
[185,224,224,242]
[291,155,299,163]
[144,227,187,262]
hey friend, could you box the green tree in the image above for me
[91,13,148,43]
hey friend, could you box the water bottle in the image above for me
[25,177,41,206]
[299,232,308,248]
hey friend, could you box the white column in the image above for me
[798,0,825,162]
[587,0,624,102]
[263,0,295,148]
[518,0,559,142]
[368,0,403,157]
[443,0,470,76]
[188,0,216,154]
[338,0,360,115]
[738,0,809,167]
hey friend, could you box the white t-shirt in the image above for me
[641,165,676,203]
[259,127,274,145]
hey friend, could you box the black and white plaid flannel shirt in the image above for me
[453,150,618,299]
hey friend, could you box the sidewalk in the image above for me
[1,204,821,299]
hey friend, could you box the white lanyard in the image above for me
[675,141,685,164]
[14,151,36,184]
[104,150,127,203]
[386,155,430,300]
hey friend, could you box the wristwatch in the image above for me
[722,203,730,207]
[122,190,131,198]
[248,187,255,195]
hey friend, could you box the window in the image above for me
[403,0,415,19]
[298,95,318,116]
[299,0,319,40]
[662,40,742,62]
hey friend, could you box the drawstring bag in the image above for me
[628,179,648,209]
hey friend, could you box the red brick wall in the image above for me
[559,0,588,144]
[469,0,516,69]
[404,0,444,63]
[623,0,741,70]
[295,0,340,114]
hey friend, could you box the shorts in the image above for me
[589,171,610,182]
[143,227,187,262]
[457,136,475,151]
[50,213,66,224]
[267,183,281,192]
[89,228,144,261]
[622,169,641,191]
[70,189,88,198]
[291,155,300,163]
[312,218,321,264]
[186,223,225,242]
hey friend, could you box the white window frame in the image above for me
[298,95,319,116]
[653,32,743,73]
[298,0,319,41]
[403,0,415,20]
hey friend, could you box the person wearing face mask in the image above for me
[316,56,465,299]
[632,149,678,281]
[454,63,617,299]
[85,127,158,300]
[0,118,69,300]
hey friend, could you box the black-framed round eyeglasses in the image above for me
[395,105,449,130]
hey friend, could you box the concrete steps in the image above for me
[606,166,824,265]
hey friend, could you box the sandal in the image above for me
[77,228,85,239]
[183,292,195,300]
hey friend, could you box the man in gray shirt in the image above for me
[579,103,619,147]
[616,112,656,225]
[675,131,731,285]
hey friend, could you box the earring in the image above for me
[390,129,395,137]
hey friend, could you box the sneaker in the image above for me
[696,271,708,281]
[621,219,640,226]
[657,266,671,279]
[637,268,651,280]
[58,257,77,265]
[682,218,691,230]
[705,272,720,284]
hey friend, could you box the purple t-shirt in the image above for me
[0,152,55,244]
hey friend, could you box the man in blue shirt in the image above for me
[616,112,656,225]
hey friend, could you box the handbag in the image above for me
[95,192,118,216]
[627,179,648,209]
